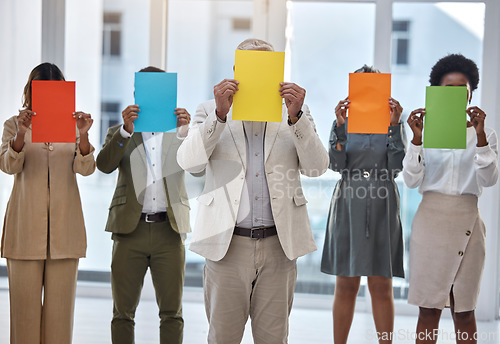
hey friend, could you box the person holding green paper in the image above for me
[0,62,95,344]
[321,65,406,344]
[97,66,192,344]
[403,54,498,344]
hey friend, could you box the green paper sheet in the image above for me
[423,86,468,149]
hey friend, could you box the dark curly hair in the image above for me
[429,54,479,92]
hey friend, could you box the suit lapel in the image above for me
[161,133,174,171]
[227,112,247,169]
[132,133,147,166]
[264,121,281,163]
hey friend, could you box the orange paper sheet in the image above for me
[31,81,76,143]
[347,73,391,134]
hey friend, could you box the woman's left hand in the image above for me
[74,112,93,135]
[389,97,403,126]
[467,106,486,134]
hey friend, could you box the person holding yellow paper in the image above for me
[321,65,406,344]
[403,54,498,344]
[176,38,329,343]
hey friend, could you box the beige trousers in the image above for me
[7,258,79,344]
[204,234,297,344]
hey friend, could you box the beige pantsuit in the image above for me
[7,259,79,344]
[0,116,96,344]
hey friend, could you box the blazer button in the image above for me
[48,145,54,151]
[458,251,464,256]
[466,230,471,236]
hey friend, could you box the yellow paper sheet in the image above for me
[232,50,285,122]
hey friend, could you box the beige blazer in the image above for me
[0,116,96,259]
[96,125,191,235]
[177,100,329,261]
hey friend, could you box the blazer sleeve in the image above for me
[387,123,407,177]
[0,116,25,175]
[96,125,132,174]
[328,120,347,172]
[474,129,499,187]
[177,101,226,174]
[73,134,96,176]
[288,104,329,177]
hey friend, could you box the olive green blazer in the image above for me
[96,125,191,235]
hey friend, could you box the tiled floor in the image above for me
[0,279,499,343]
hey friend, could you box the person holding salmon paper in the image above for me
[0,62,95,344]
[403,54,498,344]
[321,65,406,344]
[176,38,329,343]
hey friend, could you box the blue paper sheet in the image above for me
[134,72,177,132]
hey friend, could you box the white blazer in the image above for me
[177,100,329,261]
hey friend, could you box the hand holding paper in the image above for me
[279,82,306,122]
[175,107,191,138]
[407,108,425,145]
[214,79,239,121]
[335,98,350,127]
[467,106,488,147]
[389,97,403,126]
[16,109,35,135]
[122,105,140,134]
[74,112,93,135]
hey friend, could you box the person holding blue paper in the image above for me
[321,65,406,344]
[0,62,96,344]
[403,54,498,344]
[97,66,192,344]
[177,38,329,344]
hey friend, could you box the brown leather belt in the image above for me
[233,226,277,239]
[140,212,167,223]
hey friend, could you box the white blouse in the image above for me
[403,126,499,196]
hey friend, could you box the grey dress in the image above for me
[320,120,406,278]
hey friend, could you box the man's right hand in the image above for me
[214,79,239,121]
[122,105,140,134]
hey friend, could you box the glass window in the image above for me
[392,20,410,66]
[79,0,152,272]
[103,12,122,58]
[100,101,122,145]
[287,1,376,295]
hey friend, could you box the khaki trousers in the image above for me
[111,219,185,344]
[204,235,297,344]
[7,258,79,344]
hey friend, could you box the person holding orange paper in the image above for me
[0,62,95,344]
[321,65,406,344]
[403,54,498,344]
